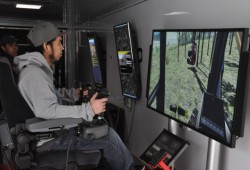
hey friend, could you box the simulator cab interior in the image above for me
[0,1,250,170]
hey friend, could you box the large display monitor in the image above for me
[146,28,249,147]
[114,22,141,99]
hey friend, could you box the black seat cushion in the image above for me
[0,59,35,128]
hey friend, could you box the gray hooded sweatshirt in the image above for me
[14,52,95,121]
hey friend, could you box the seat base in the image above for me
[34,150,101,170]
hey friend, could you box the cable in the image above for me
[115,107,121,130]
[65,134,73,170]
[125,99,136,145]
[129,99,133,112]
[1,146,12,170]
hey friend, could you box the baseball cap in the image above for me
[0,35,18,45]
[27,22,61,47]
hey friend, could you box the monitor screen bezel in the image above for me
[146,28,249,148]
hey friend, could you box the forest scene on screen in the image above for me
[148,30,242,144]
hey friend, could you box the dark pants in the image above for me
[50,127,135,170]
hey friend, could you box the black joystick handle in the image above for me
[77,83,110,105]
[79,84,93,103]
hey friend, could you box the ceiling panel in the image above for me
[0,0,146,24]
[76,0,145,24]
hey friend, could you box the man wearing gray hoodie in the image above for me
[14,22,136,170]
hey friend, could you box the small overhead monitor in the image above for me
[87,33,103,85]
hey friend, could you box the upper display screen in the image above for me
[114,22,142,99]
[88,38,103,84]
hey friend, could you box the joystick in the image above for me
[77,83,110,104]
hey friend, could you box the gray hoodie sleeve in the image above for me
[56,88,79,102]
[18,68,95,121]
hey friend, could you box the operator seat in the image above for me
[0,58,101,170]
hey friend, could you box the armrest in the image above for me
[25,118,83,133]
[81,119,109,139]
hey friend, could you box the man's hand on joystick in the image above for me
[90,92,108,116]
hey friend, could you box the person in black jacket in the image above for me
[0,35,18,64]
[0,35,19,81]
[0,35,19,118]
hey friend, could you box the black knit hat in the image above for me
[0,35,18,45]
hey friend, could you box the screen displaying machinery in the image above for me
[114,22,141,99]
[146,28,249,147]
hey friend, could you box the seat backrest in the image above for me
[0,58,35,128]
